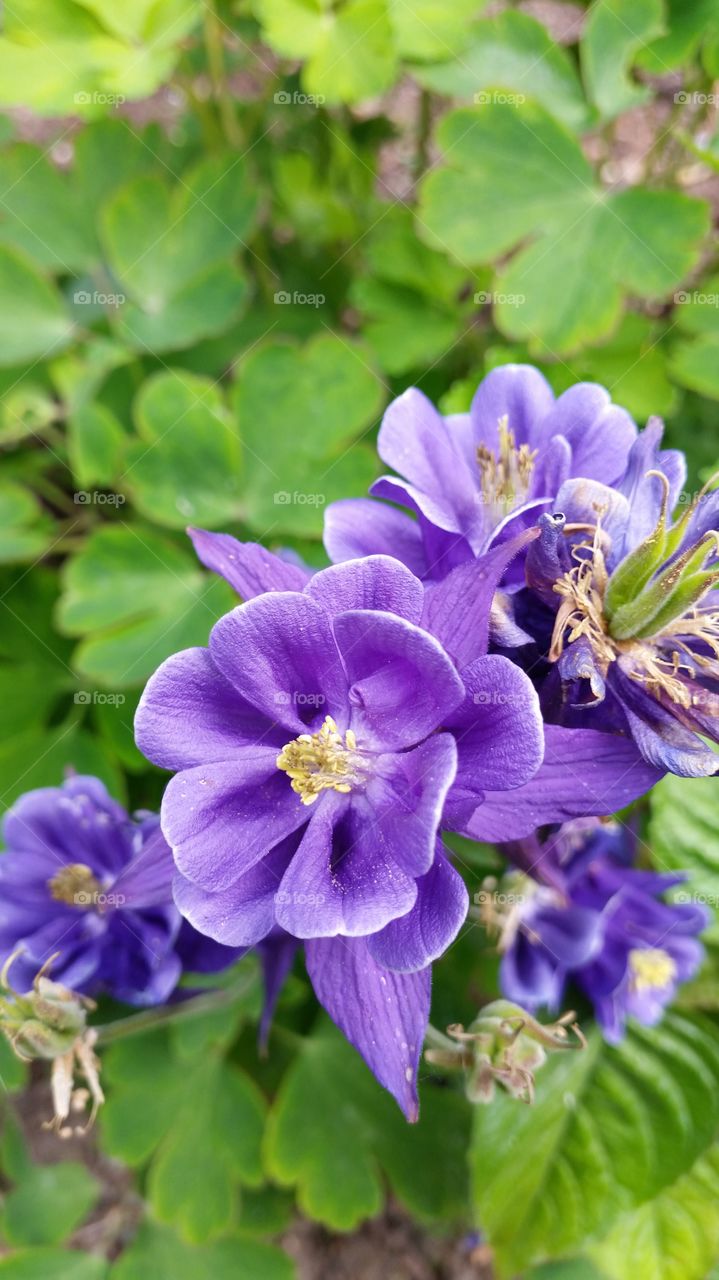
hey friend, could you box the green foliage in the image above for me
[2,1,719,1275]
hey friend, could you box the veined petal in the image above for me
[188,527,310,597]
[447,655,544,807]
[323,497,427,578]
[471,364,555,452]
[368,847,468,972]
[306,934,431,1120]
[306,555,424,624]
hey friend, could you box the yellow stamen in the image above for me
[47,865,101,908]
[276,715,361,806]
[477,415,537,513]
[628,947,677,993]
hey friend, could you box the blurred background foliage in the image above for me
[1,1,719,1277]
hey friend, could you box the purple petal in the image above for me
[209,593,348,733]
[188,527,310,596]
[306,556,424,624]
[135,647,281,771]
[324,498,427,578]
[555,478,631,569]
[306,934,431,1120]
[161,753,305,892]
[333,610,464,750]
[462,726,663,841]
[275,796,417,938]
[366,734,458,879]
[471,364,555,451]
[532,433,571,499]
[543,383,636,485]
[447,656,544,811]
[421,527,539,667]
[368,847,468,972]
[376,388,478,536]
[258,930,298,1050]
[172,837,295,946]
[532,903,604,967]
[111,823,175,908]
[500,937,563,1009]
[3,779,129,877]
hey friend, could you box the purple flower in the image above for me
[323,364,637,583]
[135,554,552,1116]
[523,418,719,776]
[495,820,708,1042]
[0,776,238,1006]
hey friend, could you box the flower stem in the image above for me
[95,972,257,1044]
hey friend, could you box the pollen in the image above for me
[628,947,677,993]
[477,415,537,514]
[550,523,616,670]
[276,715,361,806]
[47,864,102,908]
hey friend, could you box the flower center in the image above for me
[276,715,362,806]
[628,947,677,992]
[477,415,537,516]
[47,864,102,909]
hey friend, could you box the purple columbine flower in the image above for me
[493,819,708,1042]
[0,775,238,1006]
[135,551,665,1115]
[323,364,637,583]
[522,418,719,777]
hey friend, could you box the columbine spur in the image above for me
[523,419,719,776]
[0,775,239,1006]
[322,364,637,583]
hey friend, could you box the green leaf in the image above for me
[233,334,383,535]
[350,277,461,374]
[124,371,243,528]
[470,1013,719,1276]
[582,0,664,120]
[670,334,719,399]
[68,402,127,488]
[419,101,708,354]
[1,1163,99,1246]
[111,1221,295,1280]
[649,774,719,913]
[57,524,235,687]
[0,481,54,563]
[264,1020,470,1231]
[388,0,480,60]
[255,0,397,104]
[0,246,73,365]
[588,1144,719,1280]
[415,11,591,130]
[101,1025,266,1243]
[100,158,256,352]
[0,1251,107,1280]
[637,0,719,72]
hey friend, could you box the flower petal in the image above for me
[173,837,296,946]
[471,364,555,451]
[543,383,636,485]
[376,388,478,536]
[135,647,280,771]
[368,847,468,972]
[306,934,431,1120]
[188,527,310,596]
[161,754,306,892]
[366,734,458,879]
[332,609,464,750]
[306,555,424,624]
[210,593,348,733]
[323,497,427,577]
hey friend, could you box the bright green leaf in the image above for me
[111,1221,294,1280]
[0,246,73,365]
[582,0,665,120]
[1,1163,99,1247]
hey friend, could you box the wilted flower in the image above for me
[426,1000,584,1104]
[495,819,709,1041]
[0,951,104,1136]
[323,364,637,583]
[522,419,719,777]
[0,775,238,1006]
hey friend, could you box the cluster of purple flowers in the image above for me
[1,364,713,1118]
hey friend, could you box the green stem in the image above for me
[203,0,241,149]
[95,972,257,1045]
